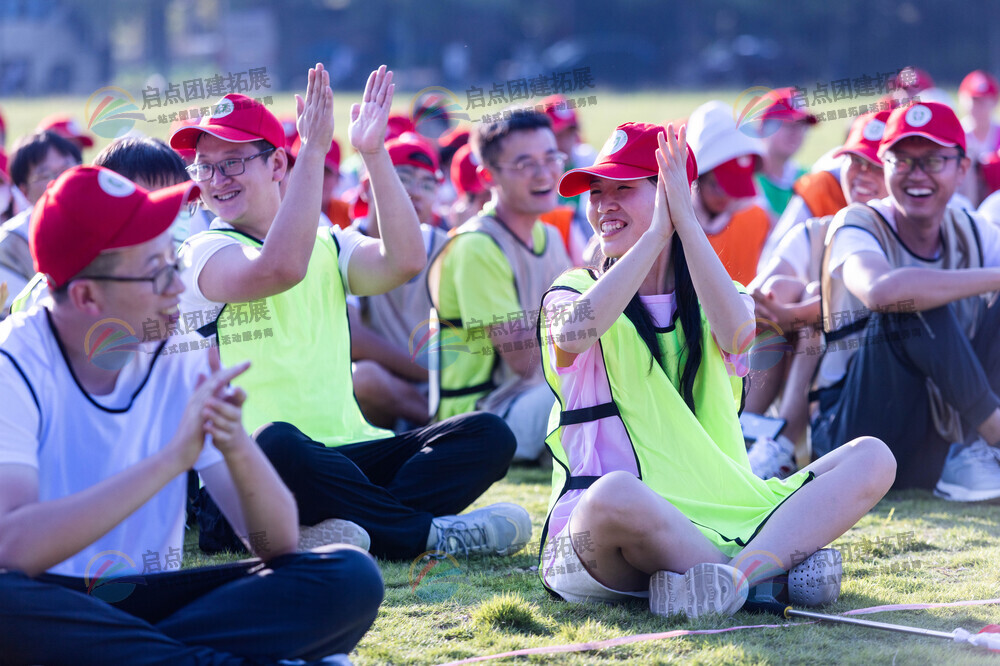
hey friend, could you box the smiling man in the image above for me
[428,109,572,462]
[813,102,1000,499]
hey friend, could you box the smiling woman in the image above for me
[534,121,896,620]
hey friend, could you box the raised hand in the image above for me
[170,355,251,470]
[655,124,698,233]
[294,63,335,153]
[349,65,394,155]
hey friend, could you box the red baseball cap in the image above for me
[896,66,934,93]
[878,102,966,158]
[438,125,470,151]
[960,70,1000,99]
[759,87,817,125]
[833,110,892,166]
[0,150,9,184]
[558,122,698,197]
[387,133,441,177]
[386,113,416,141]
[168,117,200,163]
[451,143,485,196]
[169,94,284,153]
[711,155,758,198]
[542,94,579,133]
[290,136,341,173]
[37,114,95,148]
[30,166,200,288]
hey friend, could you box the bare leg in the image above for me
[567,471,727,592]
[778,329,822,467]
[352,360,431,429]
[729,436,895,583]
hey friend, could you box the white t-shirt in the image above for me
[0,307,222,577]
[771,221,811,283]
[178,218,366,319]
[978,189,1000,226]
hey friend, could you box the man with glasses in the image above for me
[0,165,384,664]
[814,102,1000,498]
[428,109,572,462]
[173,66,529,562]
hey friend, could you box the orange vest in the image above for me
[706,205,770,286]
[792,170,846,219]
[539,206,575,256]
[326,199,352,230]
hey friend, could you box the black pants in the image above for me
[812,302,1000,489]
[0,548,383,665]
[198,412,516,560]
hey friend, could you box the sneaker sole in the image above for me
[789,548,842,607]
[934,481,1000,502]
[650,563,749,619]
[299,519,371,552]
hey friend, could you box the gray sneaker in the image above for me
[934,439,1000,502]
[299,518,371,551]
[788,548,842,606]
[432,503,532,557]
[649,563,749,619]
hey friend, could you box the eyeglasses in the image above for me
[186,148,275,182]
[848,155,883,175]
[883,153,962,175]
[397,170,439,194]
[27,160,79,184]
[494,151,568,176]
[78,261,181,295]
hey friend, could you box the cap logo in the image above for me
[97,170,137,198]
[862,119,886,142]
[211,98,235,119]
[601,129,628,157]
[737,156,753,168]
[904,104,932,128]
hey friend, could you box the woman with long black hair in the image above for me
[536,121,895,618]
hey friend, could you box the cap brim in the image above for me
[106,181,200,251]
[558,164,657,197]
[877,132,959,158]
[715,172,757,198]
[170,125,263,151]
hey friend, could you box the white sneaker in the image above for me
[934,438,1000,502]
[432,503,532,557]
[747,435,796,480]
[298,518,371,551]
[649,563,749,619]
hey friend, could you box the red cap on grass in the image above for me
[30,166,200,288]
[37,114,95,148]
[451,143,485,196]
[878,102,966,158]
[833,110,892,166]
[960,70,1000,99]
[759,87,817,125]
[169,94,284,153]
[711,155,758,198]
[558,122,698,197]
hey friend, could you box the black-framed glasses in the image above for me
[494,151,568,176]
[883,153,962,175]
[78,261,181,295]
[186,148,275,182]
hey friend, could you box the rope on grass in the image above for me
[434,598,1000,665]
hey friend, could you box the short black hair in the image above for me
[10,131,82,190]
[194,133,275,155]
[92,136,189,189]
[471,109,552,169]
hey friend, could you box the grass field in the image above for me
[8,89,1000,664]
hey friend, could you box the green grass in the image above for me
[183,467,1000,665]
